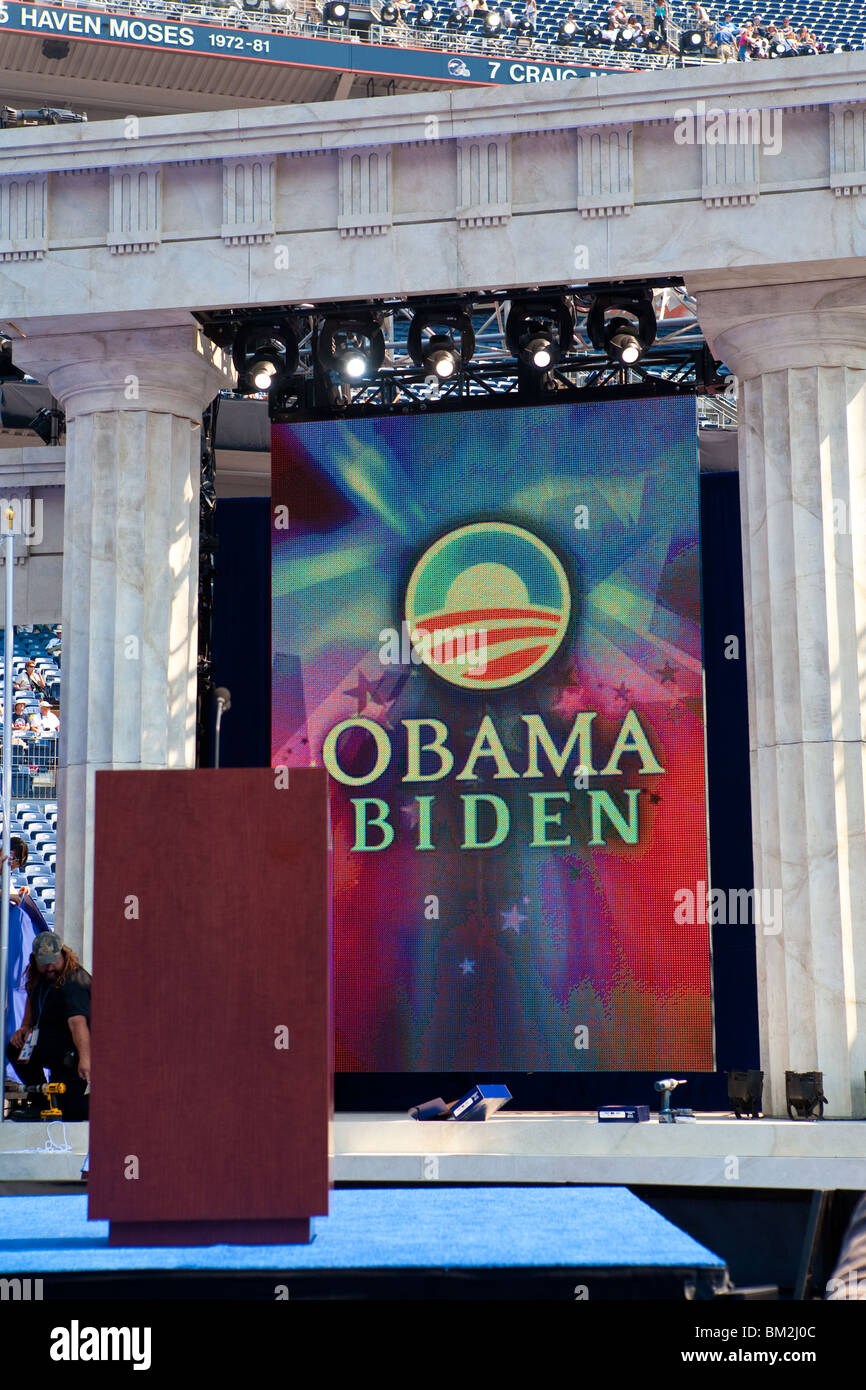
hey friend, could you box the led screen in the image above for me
[272,398,713,1071]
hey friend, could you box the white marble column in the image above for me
[10,322,233,966]
[698,280,866,1118]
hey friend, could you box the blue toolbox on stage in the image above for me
[598,1105,651,1123]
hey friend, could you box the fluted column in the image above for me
[10,322,233,966]
[698,279,866,1117]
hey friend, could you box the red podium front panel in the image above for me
[88,768,331,1244]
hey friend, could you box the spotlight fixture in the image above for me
[380,1,399,19]
[505,296,575,371]
[582,22,602,43]
[586,288,657,367]
[785,1070,827,1120]
[484,8,504,33]
[447,7,469,26]
[615,22,636,46]
[679,27,704,52]
[323,0,348,20]
[407,305,475,379]
[232,319,301,395]
[557,16,578,42]
[317,313,386,382]
[412,1,435,24]
[242,0,262,9]
[643,28,663,48]
[768,38,788,55]
[727,1069,764,1119]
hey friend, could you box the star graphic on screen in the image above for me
[459,958,476,975]
[361,698,390,725]
[613,683,632,705]
[656,662,678,685]
[553,684,587,719]
[501,905,524,934]
[564,855,583,880]
[345,672,380,714]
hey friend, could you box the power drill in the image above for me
[24,1082,66,1119]
[654,1077,693,1123]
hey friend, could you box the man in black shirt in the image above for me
[6,931,91,1121]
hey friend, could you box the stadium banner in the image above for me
[272,399,713,1072]
[0,1,601,85]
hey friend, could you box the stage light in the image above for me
[768,39,788,55]
[232,320,300,396]
[727,1069,764,1119]
[785,1071,827,1120]
[586,288,657,368]
[582,22,602,43]
[407,305,475,379]
[606,319,642,364]
[679,27,704,52]
[484,8,503,33]
[616,22,636,45]
[511,17,530,34]
[557,17,578,42]
[380,1,399,19]
[413,1,435,24]
[250,351,281,390]
[505,296,575,372]
[317,314,386,382]
[323,0,348,20]
[242,0,262,9]
[643,29,663,48]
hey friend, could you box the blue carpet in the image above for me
[0,1189,724,1272]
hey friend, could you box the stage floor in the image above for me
[1,1112,864,1188]
[0,1188,727,1299]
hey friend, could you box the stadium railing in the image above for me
[57,0,679,66]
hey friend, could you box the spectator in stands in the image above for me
[38,700,59,734]
[12,699,29,731]
[46,625,61,654]
[797,23,820,50]
[715,11,738,58]
[7,932,91,1122]
[737,19,758,56]
[780,15,798,46]
[25,661,46,694]
[653,0,667,40]
[523,0,537,30]
[603,4,625,38]
[7,836,47,920]
[690,0,711,35]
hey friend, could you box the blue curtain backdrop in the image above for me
[211,471,758,1110]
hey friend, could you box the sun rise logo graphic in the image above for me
[405,522,571,690]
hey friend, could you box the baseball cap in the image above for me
[32,931,63,966]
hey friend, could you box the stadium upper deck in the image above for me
[0,0,860,121]
[0,0,664,118]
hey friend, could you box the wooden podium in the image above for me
[88,768,332,1246]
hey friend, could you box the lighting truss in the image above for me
[196,281,730,423]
